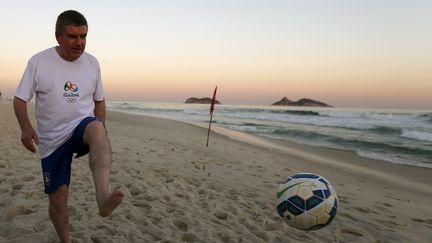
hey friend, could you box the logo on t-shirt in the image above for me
[63,81,79,103]
[64,81,78,92]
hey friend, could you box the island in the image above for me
[184,97,222,104]
[271,97,332,107]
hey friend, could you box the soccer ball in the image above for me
[276,173,338,230]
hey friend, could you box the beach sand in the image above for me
[1,100,431,243]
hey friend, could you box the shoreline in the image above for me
[1,101,432,242]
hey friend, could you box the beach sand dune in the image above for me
[1,101,431,242]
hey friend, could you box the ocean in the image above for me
[107,102,432,169]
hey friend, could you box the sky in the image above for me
[1,0,431,109]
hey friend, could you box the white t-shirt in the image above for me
[15,47,104,158]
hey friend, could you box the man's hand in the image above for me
[21,124,39,153]
[14,96,39,153]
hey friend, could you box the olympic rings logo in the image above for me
[66,97,77,103]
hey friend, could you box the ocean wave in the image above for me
[225,108,320,115]
[186,107,430,134]
[109,103,185,114]
[275,110,321,116]
[367,126,401,135]
[400,130,432,142]
[356,151,432,169]
[319,111,417,121]
[216,110,422,132]
[213,112,375,130]
[418,113,432,123]
[272,129,322,139]
[215,108,322,117]
[271,128,432,157]
[224,124,274,133]
[114,107,183,114]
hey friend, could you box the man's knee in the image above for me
[83,120,107,144]
[86,120,106,134]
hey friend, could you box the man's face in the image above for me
[56,25,87,61]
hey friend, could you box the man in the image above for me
[14,10,124,243]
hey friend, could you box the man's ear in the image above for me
[55,32,61,44]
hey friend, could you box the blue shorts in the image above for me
[41,117,103,194]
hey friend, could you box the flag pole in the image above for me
[206,111,213,147]
[206,86,217,147]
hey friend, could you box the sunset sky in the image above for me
[1,0,431,109]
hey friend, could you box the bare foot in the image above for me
[99,190,124,217]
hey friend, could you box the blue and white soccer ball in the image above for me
[276,173,338,230]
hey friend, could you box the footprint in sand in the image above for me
[90,235,113,243]
[411,218,432,227]
[197,189,206,196]
[128,186,142,196]
[375,201,393,208]
[375,219,406,227]
[384,195,404,202]
[338,195,350,203]
[263,221,277,231]
[22,175,35,181]
[225,189,239,200]
[340,228,363,237]
[340,212,357,221]
[214,210,229,220]
[190,162,200,171]
[133,200,152,210]
[353,207,372,214]
[172,219,189,232]
[199,200,209,209]
[143,194,156,202]
[12,184,23,190]
[184,177,201,187]
[373,205,390,213]
[3,233,47,243]
[5,206,34,220]
[181,233,198,242]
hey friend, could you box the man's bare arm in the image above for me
[13,97,39,153]
[94,99,106,123]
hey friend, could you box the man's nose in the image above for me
[74,37,84,46]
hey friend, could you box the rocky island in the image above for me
[272,97,332,107]
[185,97,221,104]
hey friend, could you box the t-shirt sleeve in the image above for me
[15,60,36,102]
[93,64,104,101]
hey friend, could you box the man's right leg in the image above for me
[83,120,123,217]
[48,185,71,243]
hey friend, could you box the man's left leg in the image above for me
[83,120,123,217]
[48,185,71,243]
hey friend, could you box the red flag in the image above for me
[210,86,217,115]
